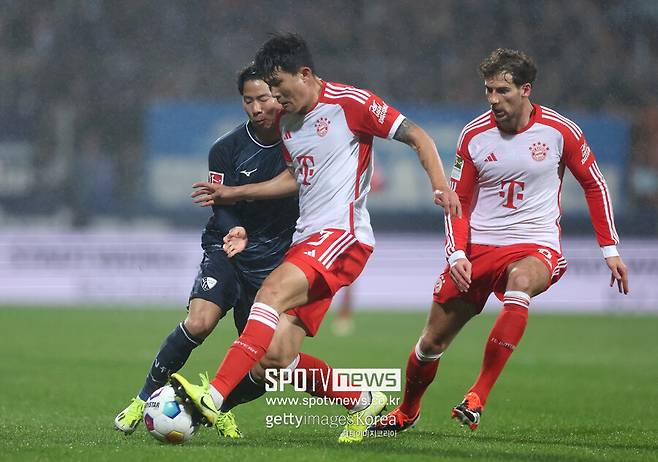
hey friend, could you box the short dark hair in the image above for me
[478,48,537,86]
[254,33,315,82]
[237,64,261,95]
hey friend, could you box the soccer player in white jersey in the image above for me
[374,48,630,434]
[172,34,461,443]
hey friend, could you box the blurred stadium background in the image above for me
[1,0,657,310]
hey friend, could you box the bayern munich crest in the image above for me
[529,142,549,161]
[314,117,331,137]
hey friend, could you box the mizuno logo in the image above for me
[484,153,498,162]
[240,168,258,177]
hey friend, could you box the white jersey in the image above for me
[280,81,405,246]
[445,104,619,257]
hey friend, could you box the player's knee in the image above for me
[184,309,220,339]
[260,350,295,371]
[418,334,448,356]
[506,270,534,293]
[255,282,284,308]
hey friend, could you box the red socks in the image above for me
[399,341,441,418]
[469,291,529,405]
[211,303,279,399]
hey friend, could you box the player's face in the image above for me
[242,79,281,129]
[485,73,531,125]
[266,68,312,114]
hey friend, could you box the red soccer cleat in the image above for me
[451,392,482,430]
[367,407,420,435]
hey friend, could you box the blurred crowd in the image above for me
[1,0,657,226]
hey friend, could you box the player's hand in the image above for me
[434,188,462,219]
[223,226,248,257]
[449,257,472,292]
[605,255,629,294]
[191,182,238,206]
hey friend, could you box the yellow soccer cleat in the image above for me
[338,391,388,443]
[114,397,146,435]
[170,372,219,427]
[215,410,243,439]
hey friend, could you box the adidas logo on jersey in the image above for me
[484,153,498,162]
[283,131,292,140]
[304,250,316,258]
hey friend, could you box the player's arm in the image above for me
[203,142,242,234]
[192,168,298,206]
[445,150,477,292]
[393,118,462,218]
[564,134,629,294]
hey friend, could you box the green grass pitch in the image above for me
[1,307,657,462]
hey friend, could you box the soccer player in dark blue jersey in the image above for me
[114,65,298,437]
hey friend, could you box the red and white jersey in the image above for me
[445,104,619,259]
[280,81,405,246]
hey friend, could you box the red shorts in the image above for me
[285,229,373,336]
[433,243,567,313]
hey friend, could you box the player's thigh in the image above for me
[184,298,224,339]
[256,262,310,312]
[419,298,480,353]
[252,314,307,379]
[186,250,239,338]
[505,256,551,296]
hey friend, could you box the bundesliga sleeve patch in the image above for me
[451,155,464,180]
[208,171,224,184]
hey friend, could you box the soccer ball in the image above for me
[143,385,199,444]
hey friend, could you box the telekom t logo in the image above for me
[297,154,315,185]
[499,179,525,209]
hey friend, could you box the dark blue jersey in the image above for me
[201,122,298,286]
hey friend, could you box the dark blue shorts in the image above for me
[188,250,259,334]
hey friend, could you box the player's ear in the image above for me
[521,82,532,98]
[299,67,313,82]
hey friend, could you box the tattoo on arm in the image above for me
[393,118,417,146]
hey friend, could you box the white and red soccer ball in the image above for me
[143,385,199,444]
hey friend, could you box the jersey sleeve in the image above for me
[563,130,620,253]
[444,145,477,263]
[343,90,405,139]
[208,141,242,233]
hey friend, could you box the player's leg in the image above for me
[114,299,222,434]
[220,313,307,411]
[115,250,237,434]
[374,297,479,433]
[455,254,550,429]
[171,261,310,425]
[171,230,374,429]
[332,285,355,336]
[257,312,371,411]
